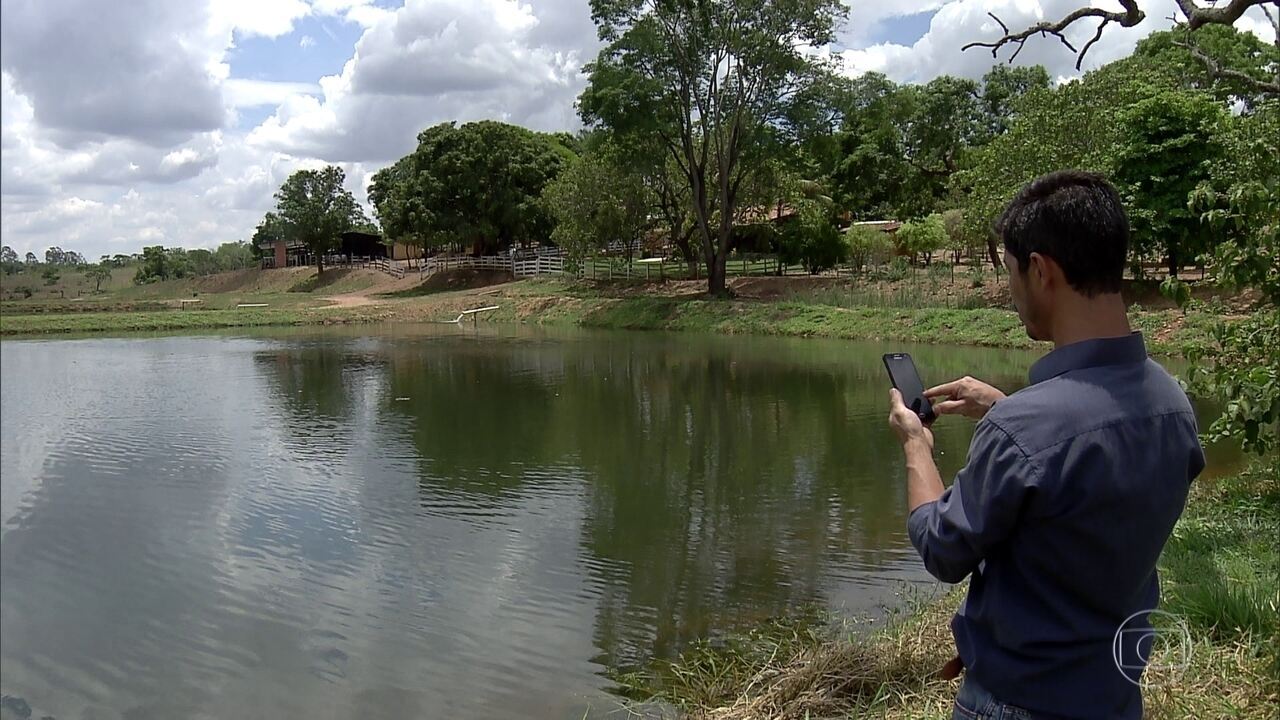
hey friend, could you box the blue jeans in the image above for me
[952,676,1037,720]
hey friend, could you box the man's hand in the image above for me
[888,389,934,450]
[925,376,1006,420]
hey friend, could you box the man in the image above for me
[886,170,1205,719]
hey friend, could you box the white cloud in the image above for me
[0,0,226,147]
[208,0,312,39]
[246,0,589,162]
[300,34,317,48]
[225,79,322,108]
[835,0,1273,85]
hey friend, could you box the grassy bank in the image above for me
[0,277,1219,357]
[0,306,371,335]
[612,460,1280,719]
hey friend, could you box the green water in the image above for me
[0,325,1235,719]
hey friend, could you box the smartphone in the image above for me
[883,353,935,423]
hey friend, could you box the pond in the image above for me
[0,325,1238,719]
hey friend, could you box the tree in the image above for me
[24,252,37,265]
[370,122,571,257]
[941,208,973,264]
[542,145,651,263]
[831,72,916,219]
[214,241,256,271]
[1135,25,1280,110]
[41,266,60,286]
[1113,90,1229,276]
[777,199,847,274]
[832,66,1048,223]
[274,166,363,274]
[84,264,112,292]
[188,248,219,276]
[954,56,1178,267]
[134,246,168,284]
[979,64,1052,136]
[964,0,1279,96]
[896,214,947,266]
[44,247,66,265]
[1152,99,1278,454]
[0,246,21,275]
[846,224,894,272]
[252,212,286,257]
[579,0,846,296]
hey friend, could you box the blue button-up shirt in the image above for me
[908,333,1205,719]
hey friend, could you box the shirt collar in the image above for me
[1029,332,1148,385]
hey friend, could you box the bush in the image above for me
[778,201,847,274]
[847,225,894,272]
[896,214,947,266]
[871,256,911,282]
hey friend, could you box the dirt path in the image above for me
[327,293,376,308]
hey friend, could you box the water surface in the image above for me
[0,325,1234,719]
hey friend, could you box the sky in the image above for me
[1,0,1275,262]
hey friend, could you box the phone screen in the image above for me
[882,353,935,422]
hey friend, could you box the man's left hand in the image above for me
[888,389,934,450]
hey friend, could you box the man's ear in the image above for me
[1027,252,1055,292]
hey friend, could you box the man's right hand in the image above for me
[925,376,1006,420]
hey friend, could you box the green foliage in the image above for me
[274,165,364,273]
[580,0,845,294]
[1191,100,1280,305]
[133,245,194,285]
[833,66,1048,222]
[0,245,22,275]
[896,214,947,265]
[542,144,649,260]
[40,266,60,286]
[1187,311,1279,455]
[778,201,847,274]
[43,246,85,265]
[369,121,570,256]
[1134,25,1280,110]
[955,57,1178,259]
[846,224,894,272]
[876,256,911,282]
[84,264,112,292]
[214,241,257,272]
[1113,90,1229,275]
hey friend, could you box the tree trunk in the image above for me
[1167,248,1180,278]
[317,254,325,274]
[707,253,728,296]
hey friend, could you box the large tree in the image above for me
[579,0,845,296]
[1113,89,1229,276]
[369,121,572,257]
[832,66,1047,223]
[953,56,1179,267]
[274,166,364,274]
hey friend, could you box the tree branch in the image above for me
[962,3,1143,69]
[1173,0,1271,30]
[1172,36,1280,93]
[964,1,1277,74]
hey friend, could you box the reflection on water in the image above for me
[0,326,1236,719]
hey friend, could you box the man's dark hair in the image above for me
[996,170,1128,296]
